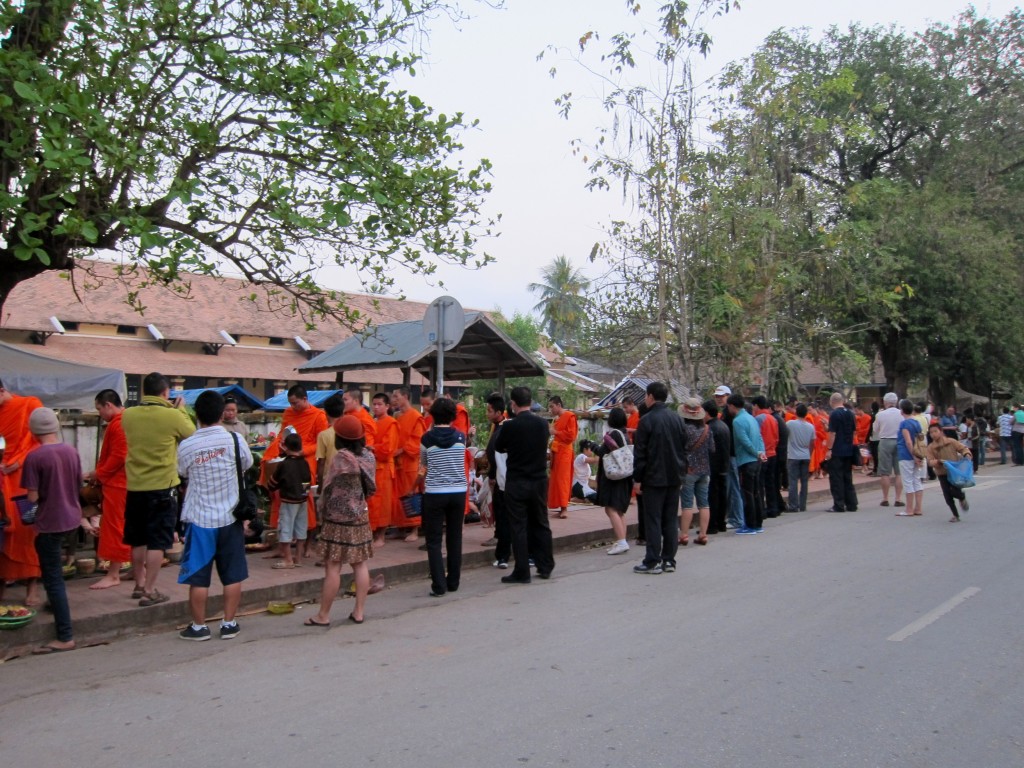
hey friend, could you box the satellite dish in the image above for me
[422,296,464,352]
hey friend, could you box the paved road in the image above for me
[2,468,1022,767]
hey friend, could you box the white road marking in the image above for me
[887,587,981,642]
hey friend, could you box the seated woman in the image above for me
[571,440,598,503]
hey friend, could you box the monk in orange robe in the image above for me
[260,385,328,549]
[624,398,640,444]
[391,387,424,541]
[0,381,42,605]
[88,389,132,589]
[809,407,829,477]
[370,393,398,546]
[546,396,578,518]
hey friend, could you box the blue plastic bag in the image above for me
[943,458,976,489]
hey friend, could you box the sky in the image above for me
[318,0,1018,319]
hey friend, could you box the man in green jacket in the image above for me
[121,372,195,606]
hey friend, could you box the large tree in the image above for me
[722,11,1024,398]
[0,0,494,323]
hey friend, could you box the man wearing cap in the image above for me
[714,385,745,530]
[871,392,905,507]
[20,407,83,654]
[0,378,43,606]
[121,372,195,607]
[631,381,689,573]
[176,390,252,641]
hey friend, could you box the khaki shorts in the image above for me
[877,439,898,476]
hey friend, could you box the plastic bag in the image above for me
[943,458,976,489]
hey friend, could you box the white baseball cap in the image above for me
[713,385,732,397]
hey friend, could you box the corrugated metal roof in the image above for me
[299,312,544,381]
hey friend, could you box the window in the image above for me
[116,325,136,336]
[268,337,284,346]
[59,320,79,332]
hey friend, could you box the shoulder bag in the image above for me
[602,429,634,481]
[231,433,259,522]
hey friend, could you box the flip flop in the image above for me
[304,617,330,628]
[348,613,364,625]
[272,562,297,569]
[895,512,912,517]
[32,643,76,655]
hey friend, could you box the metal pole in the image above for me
[436,300,445,394]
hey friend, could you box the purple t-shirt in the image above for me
[21,443,83,533]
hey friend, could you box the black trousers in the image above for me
[641,485,680,567]
[738,461,762,530]
[938,475,966,517]
[762,455,779,517]
[505,477,554,579]
[422,492,464,595]
[827,456,858,511]
[707,471,728,533]
[492,487,512,563]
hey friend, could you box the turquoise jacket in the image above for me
[732,409,765,466]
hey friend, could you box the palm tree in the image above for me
[528,255,591,349]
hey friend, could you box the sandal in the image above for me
[696,535,708,546]
[679,534,689,546]
[138,590,169,607]
[272,562,297,569]
[304,617,330,628]
[131,586,145,600]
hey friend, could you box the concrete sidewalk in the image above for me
[1,470,881,658]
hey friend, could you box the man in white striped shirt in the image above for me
[175,390,253,641]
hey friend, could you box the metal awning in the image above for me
[298,312,544,385]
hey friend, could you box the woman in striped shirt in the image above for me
[418,398,468,597]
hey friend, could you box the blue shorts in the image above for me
[178,522,248,588]
[680,473,710,510]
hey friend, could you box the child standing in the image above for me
[268,433,311,569]
[21,408,83,654]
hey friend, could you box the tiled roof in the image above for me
[2,259,434,347]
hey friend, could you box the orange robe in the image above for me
[0,394,43,580]
[453,404,473,516]
[626,411,640,444]
[547,411,578,509]
[393,408,425,526]
[371,414,398,531]
[260,405,328,529]
[95,411,132,563]
[810,413,828,474]
[855,413,872,445]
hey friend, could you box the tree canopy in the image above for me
[0,0,494,324]
[565,5,1024,402]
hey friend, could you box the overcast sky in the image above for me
[319,1,1017,320]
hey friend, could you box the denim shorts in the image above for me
[278,501,308,543]
[680,473,710,510]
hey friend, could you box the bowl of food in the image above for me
[0,605,36,629]
[75,557,97,575]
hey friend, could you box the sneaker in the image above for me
[220,622,240,640]
[662,562,676,573]
[959,496,969,513]
[607,541,630,556]
[179,624,211,641]
[493,559,509,569]
[749,528,764,534]
[633,563,663,574]
[734,528,754,534]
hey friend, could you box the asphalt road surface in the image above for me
[2,467,1022,768]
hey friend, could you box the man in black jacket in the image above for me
[703,400,731,535]
[493,386,555,583]
[632,382,689,574]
